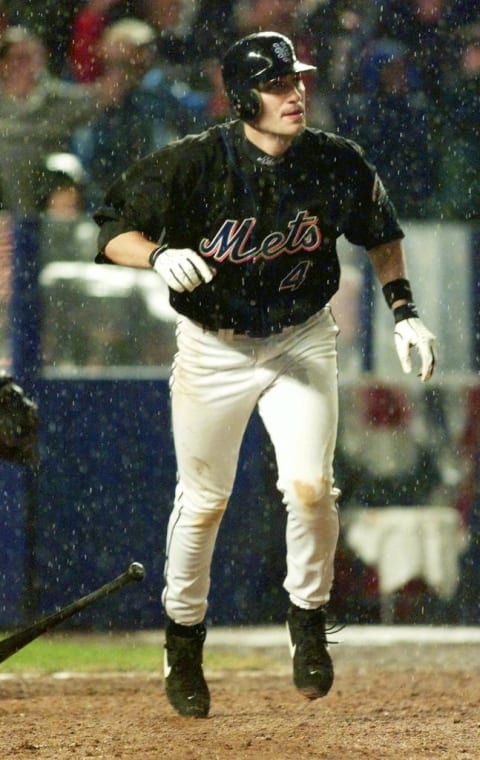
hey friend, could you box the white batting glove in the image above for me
[394,316,436,382]
[151,247,216,293]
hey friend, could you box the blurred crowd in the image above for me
[0,0,478,222]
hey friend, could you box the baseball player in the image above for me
[94,32,436,718]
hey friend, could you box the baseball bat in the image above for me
[0,561,146,663]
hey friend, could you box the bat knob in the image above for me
[128,562,146,582]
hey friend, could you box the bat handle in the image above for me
[85,562,146,599]
[126,562,146,582]
[0,561,146,663]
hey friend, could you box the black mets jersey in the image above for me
[94,120,404,336]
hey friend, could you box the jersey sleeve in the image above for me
[94,133,210,260]
[94,148,175,259]
[340,137,404,250]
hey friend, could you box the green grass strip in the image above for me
[0,632,284,674]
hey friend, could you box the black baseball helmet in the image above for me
[222,32,316,121]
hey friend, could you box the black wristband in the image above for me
[382,278,413,308]
[148,244,168,268]
[393,302,419,323]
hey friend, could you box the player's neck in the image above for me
[242,122,295,157]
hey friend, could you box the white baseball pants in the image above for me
[162,308,341,625]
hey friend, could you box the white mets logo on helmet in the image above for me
[273,41,291,63]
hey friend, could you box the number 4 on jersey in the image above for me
[279,260,312,292]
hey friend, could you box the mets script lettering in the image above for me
[199,210,322,263]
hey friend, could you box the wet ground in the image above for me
[1,625,479,759]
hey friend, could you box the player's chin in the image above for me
[283,116,306,135]
[286,123,306,139]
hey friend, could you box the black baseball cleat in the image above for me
[286,604,335,699]
[164,619,210,718]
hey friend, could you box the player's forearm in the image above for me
[103,231,159,268]
[367,239,410,309]
[367,239,407,284]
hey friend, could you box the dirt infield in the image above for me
[1,628,479,760]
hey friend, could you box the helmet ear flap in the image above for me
[232,89,261,121]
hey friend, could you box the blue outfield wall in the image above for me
[34,378,176,630]
[0,464,29,627]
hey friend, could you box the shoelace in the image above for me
[323,622,345,646]
[296,614,345,646]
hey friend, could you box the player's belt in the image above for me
[233,323,287,338]
[202,302,322,338]
[194,323,286,338]
[193,308,325,339]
